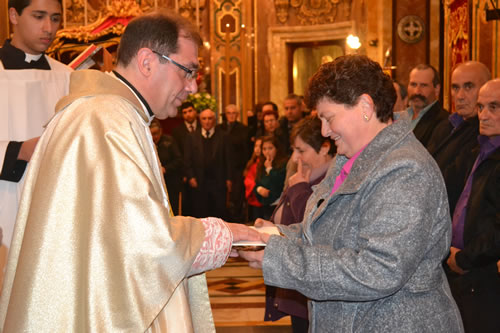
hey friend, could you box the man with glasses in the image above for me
[0,12,259,332]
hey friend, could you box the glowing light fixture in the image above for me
[346,34,361,49]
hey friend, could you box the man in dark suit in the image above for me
[171,101,200,215]
[279,94,305,155]
[444,79,500,333]
[184,109,232,219]
[406,64,448,149]
[171,101,200,154]
[217,104,250,222]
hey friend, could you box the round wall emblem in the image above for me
[397,15,425,44]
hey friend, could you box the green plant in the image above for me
[186,92,217,112]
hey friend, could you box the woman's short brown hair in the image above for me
[290,117,336,156]
[305,55,396,123]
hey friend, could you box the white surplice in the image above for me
[0,57,71,289]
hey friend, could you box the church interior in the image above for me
[2,0,499,122]
[1,0,500,332]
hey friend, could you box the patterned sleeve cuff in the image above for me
[189,217,233,276]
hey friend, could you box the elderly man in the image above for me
[217,104,250,222]
[185,108,233,219]
[429,62,490,170]
[444,78,500,333]
[0,12,258,332]
[406,64,449,149]
[0,0,71,282]
[428,61,490,213]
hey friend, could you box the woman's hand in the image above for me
[239,250,265,269]
[240,220,279,268]
[288,159,311,187]
[257,186,270,197]
[254,218,275,228]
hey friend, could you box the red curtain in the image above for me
[449,0,469,70]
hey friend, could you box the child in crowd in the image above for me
[254,136,287,220]
[244,138,263,222]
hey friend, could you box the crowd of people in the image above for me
[0,1,498,332]
[150,57,499,333]
[151,94,313,224]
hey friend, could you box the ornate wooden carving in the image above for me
[274,0,352,25]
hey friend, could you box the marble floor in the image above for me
[207,257,291,332]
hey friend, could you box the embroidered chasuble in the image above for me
[0,70,215,332]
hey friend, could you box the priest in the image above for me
[0,12,259,332]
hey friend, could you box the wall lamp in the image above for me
[346,34,361,50]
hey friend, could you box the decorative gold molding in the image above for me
[274,0,351,25]
[47,0,143,58]
[268,21,354,108]
[178,0,206,24]
[0,0,9,44]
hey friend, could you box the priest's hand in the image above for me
[224,222,260,243]
[238,222,270,269]
[226,222,261,258]
[18,137,40,162]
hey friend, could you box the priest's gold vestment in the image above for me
[0,70,215,332]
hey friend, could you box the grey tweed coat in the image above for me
[262,116,464,333]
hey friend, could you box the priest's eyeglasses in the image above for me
[152,50,197,81]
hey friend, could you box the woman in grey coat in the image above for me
[240,55,464,333]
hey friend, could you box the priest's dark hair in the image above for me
[8,0,62,15]
[117,11,202,68]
